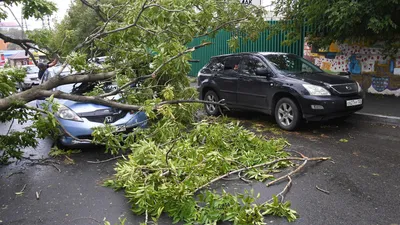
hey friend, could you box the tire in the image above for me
[16,83,24,93]
[274,97,301,131]
[204,90,221,116]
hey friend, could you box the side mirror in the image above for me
[255,68,271,77]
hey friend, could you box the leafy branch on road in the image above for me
[103,116,330,224]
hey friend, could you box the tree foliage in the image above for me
[272,0,400,48]
[0,0,332,223]
[0,0,272,163]
[0,0,56,21]
[102,115,297,224]
[27,0,107,56]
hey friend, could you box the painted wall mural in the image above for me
[304,41,400,96]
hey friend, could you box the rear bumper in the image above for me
[57,111,147,146]
[299,93,364,121]
[21,81,40,90]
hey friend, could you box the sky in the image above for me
[3,0,274,30]
[4,0,72,30]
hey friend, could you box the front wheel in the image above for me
[204,90,221,116]
[275,98,301,131]
[16,83,24,93]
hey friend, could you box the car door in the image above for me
[213,56,241,105]
[237,55,273,109]
[36,70,52,108]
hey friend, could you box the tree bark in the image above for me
[0,71,116,111]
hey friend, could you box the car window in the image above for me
[204,58,224,74]
[263,54,323,74]
[240,56,267,76]
[224,56,241,70]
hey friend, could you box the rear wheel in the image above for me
[275,98,301,131]
[204,90,221,116]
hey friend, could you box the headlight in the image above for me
[56,105,83,122]
[302,84,331,96]
[356,82,362,93]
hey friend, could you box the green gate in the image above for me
[188,22,305,76]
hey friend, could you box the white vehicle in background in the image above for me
[16,64,74,92]
[17,65,40,91]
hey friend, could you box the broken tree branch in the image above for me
[87,155,125,164]
[0,71,116,111]
[316,185,330,194]
[20,184,27,192]
[80,0,107,22]
[194,156,329,193]
[35,190,42,200]
[266,159,308,187]
[265,176,292,203]
[6,171,24,178]
[99,42,212,98]
[0,33,39,66]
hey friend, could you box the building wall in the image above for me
[304,41,400,96]
[0,40,7,50]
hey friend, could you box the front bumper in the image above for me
[57,111,147,146]
[299,93,365,121]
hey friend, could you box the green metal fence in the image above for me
[187,22,305,76]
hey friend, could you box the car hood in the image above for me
[284,72,354,85]
[56,99,111,114]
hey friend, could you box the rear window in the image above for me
[25,66,39,73]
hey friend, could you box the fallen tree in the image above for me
[0,0,330,224]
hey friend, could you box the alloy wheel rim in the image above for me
[205,94,216,113]
[278,103,294,126]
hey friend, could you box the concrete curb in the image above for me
[354,112,400,126]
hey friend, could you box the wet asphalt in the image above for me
[1,112,399,225]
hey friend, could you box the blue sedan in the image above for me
[37,68,147,147]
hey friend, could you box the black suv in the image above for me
[197,52,365,130]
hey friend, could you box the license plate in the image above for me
[346,99,362,107]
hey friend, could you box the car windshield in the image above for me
[25,66,39,73]
[263,54,323,74]
[58,83,79,93]
[57,82,116,95]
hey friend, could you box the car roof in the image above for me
[210,52,293,59]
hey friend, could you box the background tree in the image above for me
[27,0,108,56]
[272,0,400,51]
